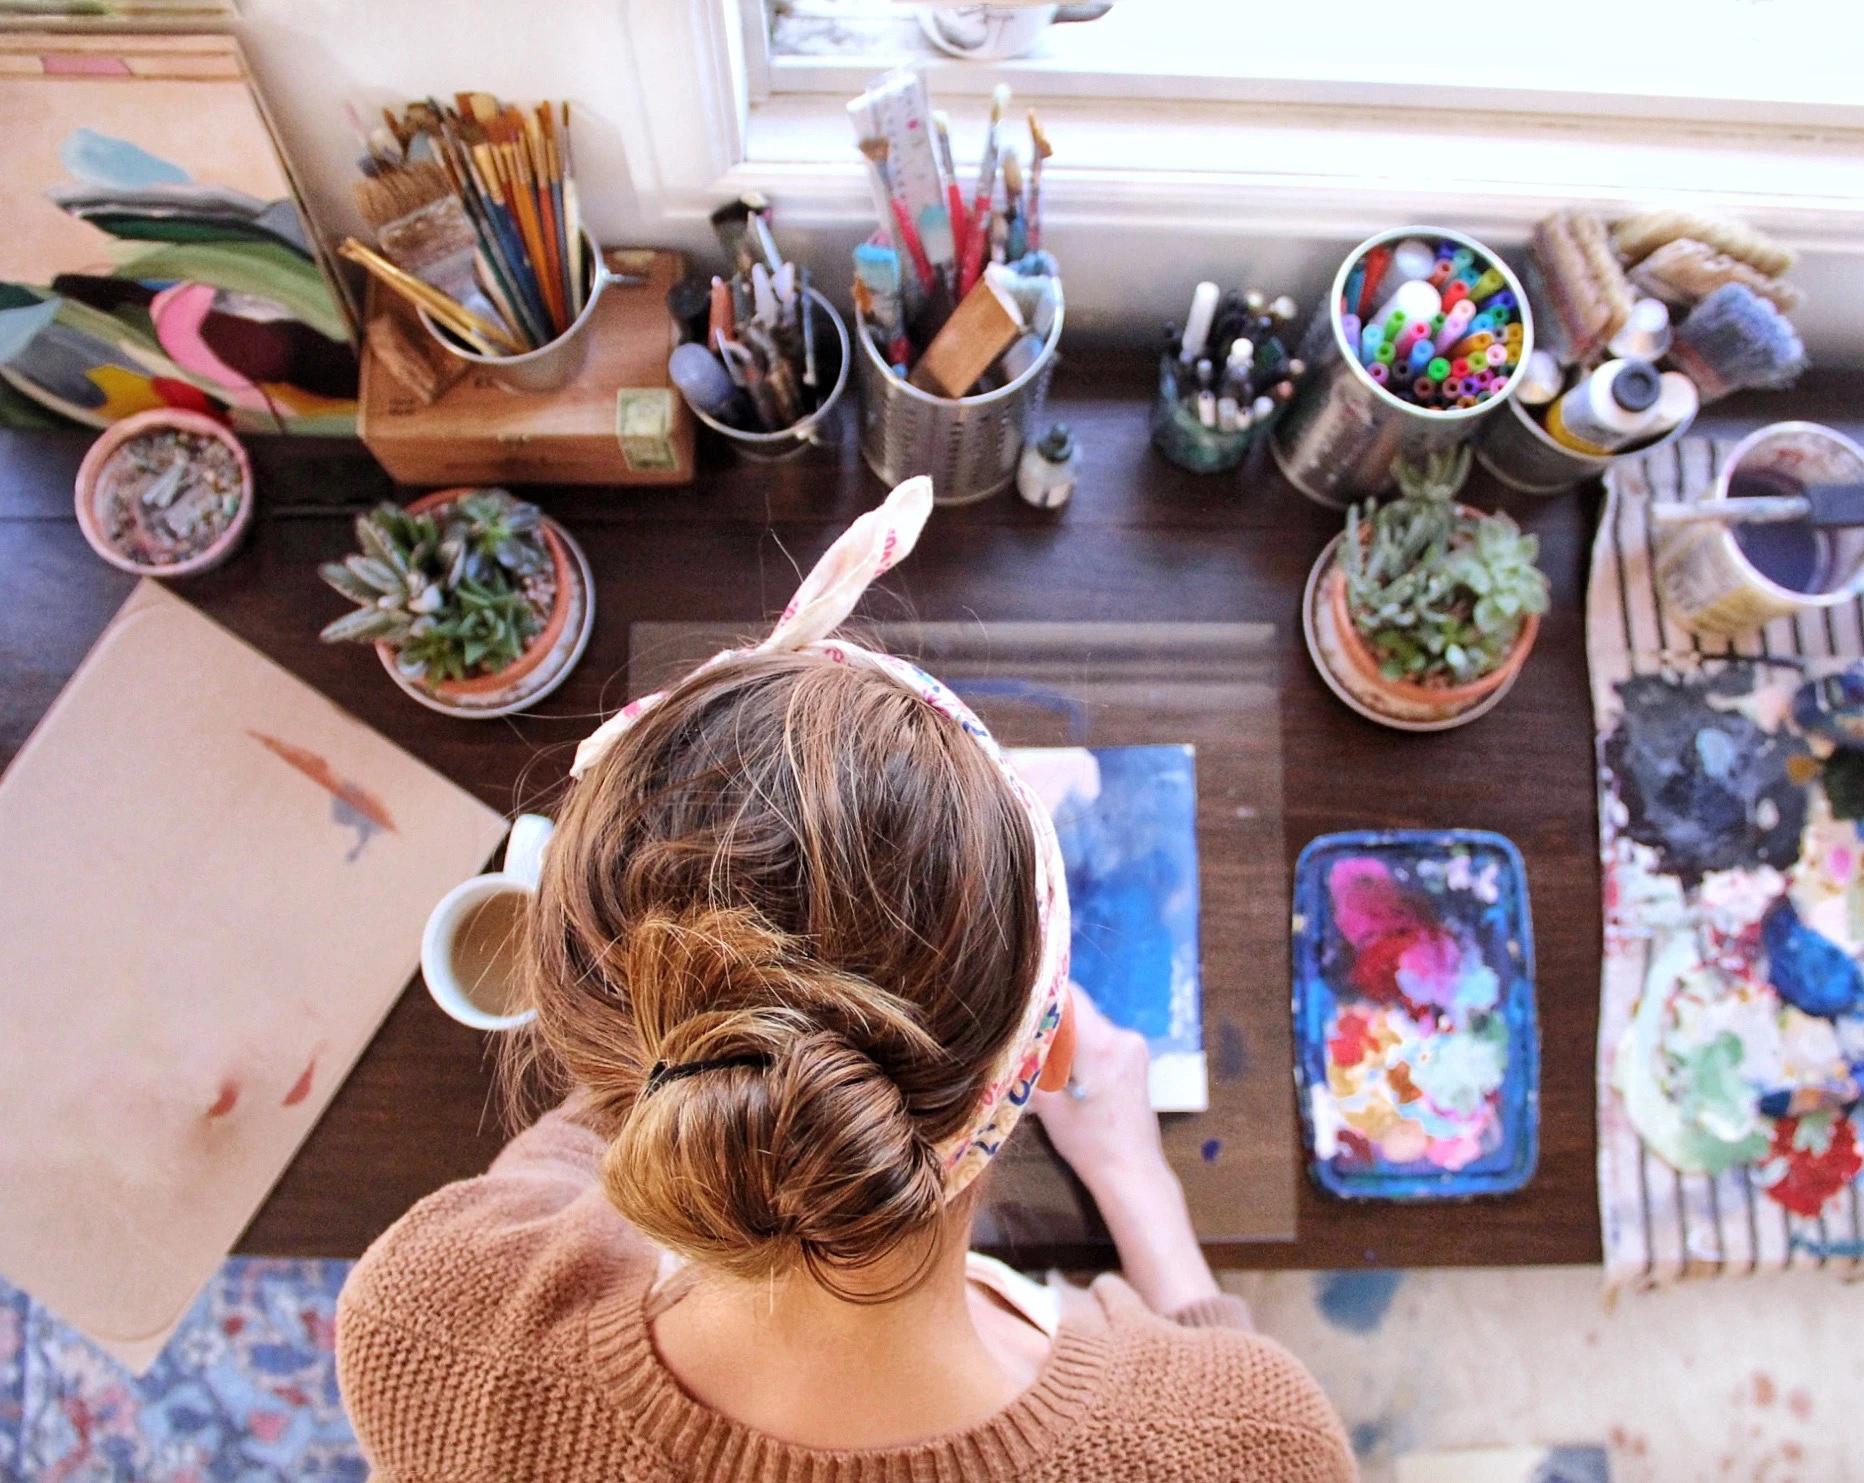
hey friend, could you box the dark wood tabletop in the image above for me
[6,356,1853,1271]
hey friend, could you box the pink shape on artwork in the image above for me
[150,283,270,412]
[1328,857,1423,947]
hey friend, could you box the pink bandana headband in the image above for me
[571,477,1070,1197]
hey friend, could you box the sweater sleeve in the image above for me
[1167,1292,1254,1332]
[336,1104,645,1483]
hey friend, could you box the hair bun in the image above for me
[599,906,947,1288]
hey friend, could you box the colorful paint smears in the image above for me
[1603,664,1864,1221]
[1293,831,1538,1200]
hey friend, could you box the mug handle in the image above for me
[503,812,555,887]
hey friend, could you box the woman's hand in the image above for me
[1032,989,1220,1316]
[1031,989,1167,1201]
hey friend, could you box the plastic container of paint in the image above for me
[1654,421,1864,638]
[1291,829,1539,1201]
[1271,226,1534,508]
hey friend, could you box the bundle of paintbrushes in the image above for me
[845,71,1061,399]
[664,195,838,436]
[339,93,588,357]
[1337,235,1525,412]
[1152,282,1305,473]
[1516,206,1806,457]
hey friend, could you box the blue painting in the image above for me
[1013,745,1207,1110]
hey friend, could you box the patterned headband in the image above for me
[570,477,1070,1197]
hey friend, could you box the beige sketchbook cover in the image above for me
[0,582,505,1371]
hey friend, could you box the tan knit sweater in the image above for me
[337,1110,1356,1482]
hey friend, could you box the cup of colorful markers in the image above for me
[1150,283,1305,475]
[1271,227,1535,507]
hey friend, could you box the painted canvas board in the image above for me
[1014,745,1207,1111]
[1394,1446,1610,1483]
[1292,830,1538,1200]
[1590,438,1864,1287]
[0,582,505,1371]
[0,32,356,433]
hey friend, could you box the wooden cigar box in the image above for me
[357,247,695,487]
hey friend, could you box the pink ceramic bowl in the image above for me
[74,409,254,578]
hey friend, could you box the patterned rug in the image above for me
[0,1260,362,1482]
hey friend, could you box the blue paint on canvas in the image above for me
[1013,745,1205,1107]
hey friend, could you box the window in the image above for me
[612,0,1864,354]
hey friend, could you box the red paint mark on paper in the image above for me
[1785,1442,1804,1462]
[42,52,133,76]
[1787,1388,1813,1419]
[249,731,397,832]
[1754,1373,1777,1406]
[281,1056,317,1107]
[207,1079,240,1119]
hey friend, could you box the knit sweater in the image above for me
[337,1110,1356,1482]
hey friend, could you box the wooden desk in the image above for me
[6,358,1853,1270]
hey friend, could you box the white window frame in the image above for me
[612,0,1864,353]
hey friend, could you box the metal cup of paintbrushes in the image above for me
[419,230,636,393]
[682,287,851,462]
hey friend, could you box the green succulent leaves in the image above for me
[1342,463,1550,687]
[317,489,551,686]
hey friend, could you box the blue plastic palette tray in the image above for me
[1292,829,1539,1200]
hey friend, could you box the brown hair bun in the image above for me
[601,905,946,1285]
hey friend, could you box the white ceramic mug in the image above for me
[421,813,555,1031]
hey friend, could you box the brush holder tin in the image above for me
[855,286,1064,505]
[1272,225,1533,509]
[684,288,851,462]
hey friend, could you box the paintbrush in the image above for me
[959,84,1009,297]
[559,101,584,314]
[1668,283,1806,403]
[933,110,968,268]
[351,161,516,342]
[858,137,937,299]
[1000,146,1025,262]
[1652,484,1864,530]
[1026,108,1051,252]
[338,238,519,355]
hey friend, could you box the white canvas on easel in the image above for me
[0,582,505,1370]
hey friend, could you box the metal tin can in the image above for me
[1655,422,1864,637]
[1476,393,1695,496]
[685,288,851,462]
[856,287,1064,505]
[1271,226,1534,508]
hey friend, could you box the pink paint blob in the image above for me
[207,1079,240,1119]
[281,1056,317,1108]
[1328,857,1423,947]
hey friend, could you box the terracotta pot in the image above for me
[74,409,253,577]
[1324,511,1540,715]
[375,488,575,700]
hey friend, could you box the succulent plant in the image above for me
[318,489,555,685]
[1341,464,1549,687]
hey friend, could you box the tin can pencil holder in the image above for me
[1475,393,1696,496]
[420,230,621,394]
[685,287,850,462]
[1655,422,1864,638]
[1272,226,1533,509]
[855,286,1064,505]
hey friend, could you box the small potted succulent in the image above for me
[318,488,586,715]
[1313,448,1549,727]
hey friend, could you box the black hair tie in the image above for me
[642,1054,772,1095]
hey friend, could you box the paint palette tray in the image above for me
[1292,829,1539,1200]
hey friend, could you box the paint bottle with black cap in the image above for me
[1544,357,1664,456]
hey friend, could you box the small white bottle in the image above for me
[1544,358,1663,455]
[1017,423,1078,510]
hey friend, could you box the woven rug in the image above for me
[1589,436,1864,1289]
[0,1260,361,1481]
